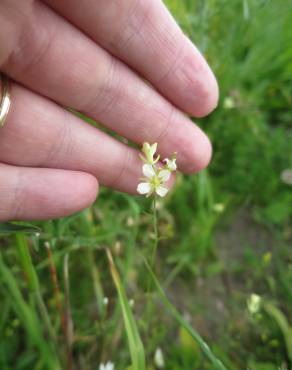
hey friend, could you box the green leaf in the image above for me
[143,257,229,370]
[0,253,60,369]
[107,249,146,370]
[0,222,40,235]
[263,302,292,362]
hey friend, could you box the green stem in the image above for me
[145,197,159,342]
[151,196,158,269]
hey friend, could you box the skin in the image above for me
[0,0,219,221]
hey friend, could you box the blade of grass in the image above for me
[0,222,40,234]
[80,211,106,318]
[15,234,57,343]
[0,252,60,369]
[143,257,229,370]
[106,249,146,370]
[263,302,292,362]
[86,248,106,319]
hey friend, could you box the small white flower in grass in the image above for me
[137,143,177,198]
[247,293,261,315]
[213,203,225,213]
[281,169,292,186]
[223,96,235,109]
[99,362,114,370]
[154,347,165,368]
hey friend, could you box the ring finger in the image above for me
[0,82,149,194]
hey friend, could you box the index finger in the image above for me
[45,0,219,117]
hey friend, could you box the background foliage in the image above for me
[0,0,291,369]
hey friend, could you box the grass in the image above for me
[0,0,292,369]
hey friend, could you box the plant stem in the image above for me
[151,196,158,270]
[145,197,159,342]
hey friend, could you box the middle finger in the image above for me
[2,1,211,173]
[0,82,144,194]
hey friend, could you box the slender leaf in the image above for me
[107,249,146,370]
[0,222,40,235]
[0,253,60,369]
[263,302,292,362]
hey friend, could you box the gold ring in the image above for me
[0,74,11,128]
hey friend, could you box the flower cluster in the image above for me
[137,143,177,198]
[99,362,114,370]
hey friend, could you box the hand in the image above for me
[0,0,218,221]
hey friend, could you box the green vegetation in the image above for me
[0,0,291,369]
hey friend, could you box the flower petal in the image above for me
[281,169,292,185]
[137,182,151,195]
[143,164,155,178]
[156,186,169,197]
[99,362,114,370]
[108,362,114,370]
[158,169,171,182]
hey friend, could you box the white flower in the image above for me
[280,169,292,186]
[213,203,225,213]
[247,294,261,315]
[99,362,114,370]
[223,96,235,109]
[137,164,170,198]
[137,142,177,198]
[103,297,109,306]
[154,347,165,368]
[164,157,177,171]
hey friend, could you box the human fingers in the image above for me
[0,82,148,194]
[1,1,211,173]
[0,163,98,221]
[45,0,219,117]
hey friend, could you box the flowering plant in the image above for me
[137,143,177,198]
